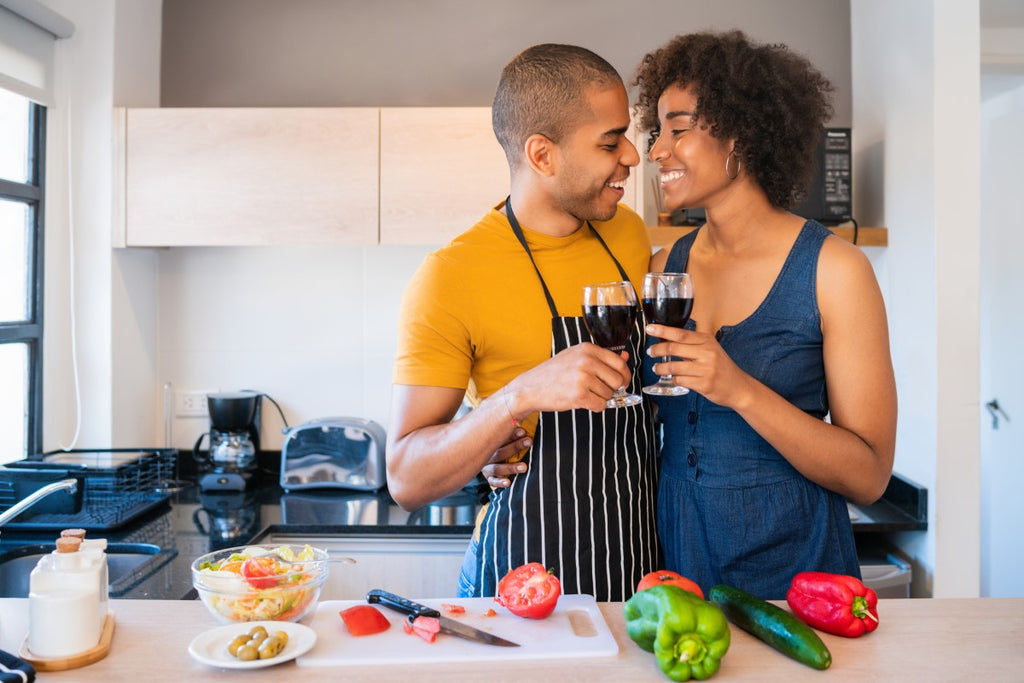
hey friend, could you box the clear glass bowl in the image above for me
[191,544,328,624]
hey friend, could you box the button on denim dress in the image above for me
[649,220,860,600]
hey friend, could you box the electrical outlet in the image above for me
[175,390,213,417]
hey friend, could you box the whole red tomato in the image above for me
[496,562,562,619]
[636,570,704,599]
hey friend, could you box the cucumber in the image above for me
[708,584,831,670]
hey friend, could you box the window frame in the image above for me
[0,100,45,456]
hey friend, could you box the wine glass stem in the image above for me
[659,357,674,384]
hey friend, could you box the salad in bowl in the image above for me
[192,544,328,623]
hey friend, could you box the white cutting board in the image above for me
[296,595,618,666]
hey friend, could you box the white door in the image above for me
[979,77,1024,597]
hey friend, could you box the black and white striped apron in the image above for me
[474,199,660,602]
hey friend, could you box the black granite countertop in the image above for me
[0,469,926,601]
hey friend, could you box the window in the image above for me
[0,86,45,461]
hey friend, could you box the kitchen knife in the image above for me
[366,589,520,647]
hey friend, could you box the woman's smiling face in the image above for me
[648,83,735,212]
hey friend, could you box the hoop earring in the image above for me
[725,150,742,180]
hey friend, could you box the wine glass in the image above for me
[641,272,694,396]
[582,281,642,408]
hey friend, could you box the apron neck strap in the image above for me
[504,197,632,319]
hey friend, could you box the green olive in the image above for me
[227,634,250,656]
[235,644,259,661]
[247,625,268,641]
[272,630,289,647]
[247,631,268,647]
[257,634,286,660]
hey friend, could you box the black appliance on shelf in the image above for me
[793,127,853,225]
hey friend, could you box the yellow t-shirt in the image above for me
[393,203,651,435]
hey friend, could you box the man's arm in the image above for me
[386,384,522,510]
[386,343,632,510]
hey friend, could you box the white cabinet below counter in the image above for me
[115,107,380,247]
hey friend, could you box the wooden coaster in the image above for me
[20,611,115,671]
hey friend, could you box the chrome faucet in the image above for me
[0,478,78,531]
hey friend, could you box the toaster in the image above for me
[279,417,387,492]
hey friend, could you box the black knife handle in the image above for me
[366,589,440,619]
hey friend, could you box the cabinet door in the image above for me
[379,108,508,245]
[122,108,379,246]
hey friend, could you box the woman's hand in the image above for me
[480,428,531,488]
[645,323,757,410]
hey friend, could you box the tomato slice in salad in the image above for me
[240,556,280,589]
[496,562,561,619]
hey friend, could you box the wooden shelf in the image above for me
[648,223,888,248]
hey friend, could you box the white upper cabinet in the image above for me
[114,106,641,248]
[379,107,508,245]
[117,107,380,246]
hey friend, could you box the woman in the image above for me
[633,30,897,599]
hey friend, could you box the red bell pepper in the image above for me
[786,571,880,637]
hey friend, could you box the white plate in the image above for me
[188,620,317,669]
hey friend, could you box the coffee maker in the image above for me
[193,391,262,491]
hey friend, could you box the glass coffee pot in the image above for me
[193,428,257,491]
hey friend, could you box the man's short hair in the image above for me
[493,44,623,168]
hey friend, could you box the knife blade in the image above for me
[366,589,520,647]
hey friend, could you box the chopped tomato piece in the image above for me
[403,615,440,643]
[482,608,498,617]
[441,603,465,614]
[339,605,391,636]
[496,562,562,620]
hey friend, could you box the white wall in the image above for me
[979,78,1024,597]
[40,0,117,450]
[851,0,982,597]
[38,0,163,452]
[156,245,429,449]
[110,0,161,446]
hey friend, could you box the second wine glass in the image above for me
[582,281,642,408]
[641,272,694,396]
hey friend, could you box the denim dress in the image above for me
[650,220,859,600]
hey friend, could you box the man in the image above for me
[387,44,659,601]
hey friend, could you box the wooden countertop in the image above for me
[1,597,1020,681]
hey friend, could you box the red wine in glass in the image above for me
[582,281,642,408]
[582,304,636,351]
[641,272,694,396]
[642,297,694,329]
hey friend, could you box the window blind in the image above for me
[0,0,73,105]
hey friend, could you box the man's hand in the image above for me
[481,427,532,488]
[506,342,632,415]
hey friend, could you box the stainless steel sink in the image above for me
[0,542,177,598]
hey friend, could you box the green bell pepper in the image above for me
[624,584,731,681]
